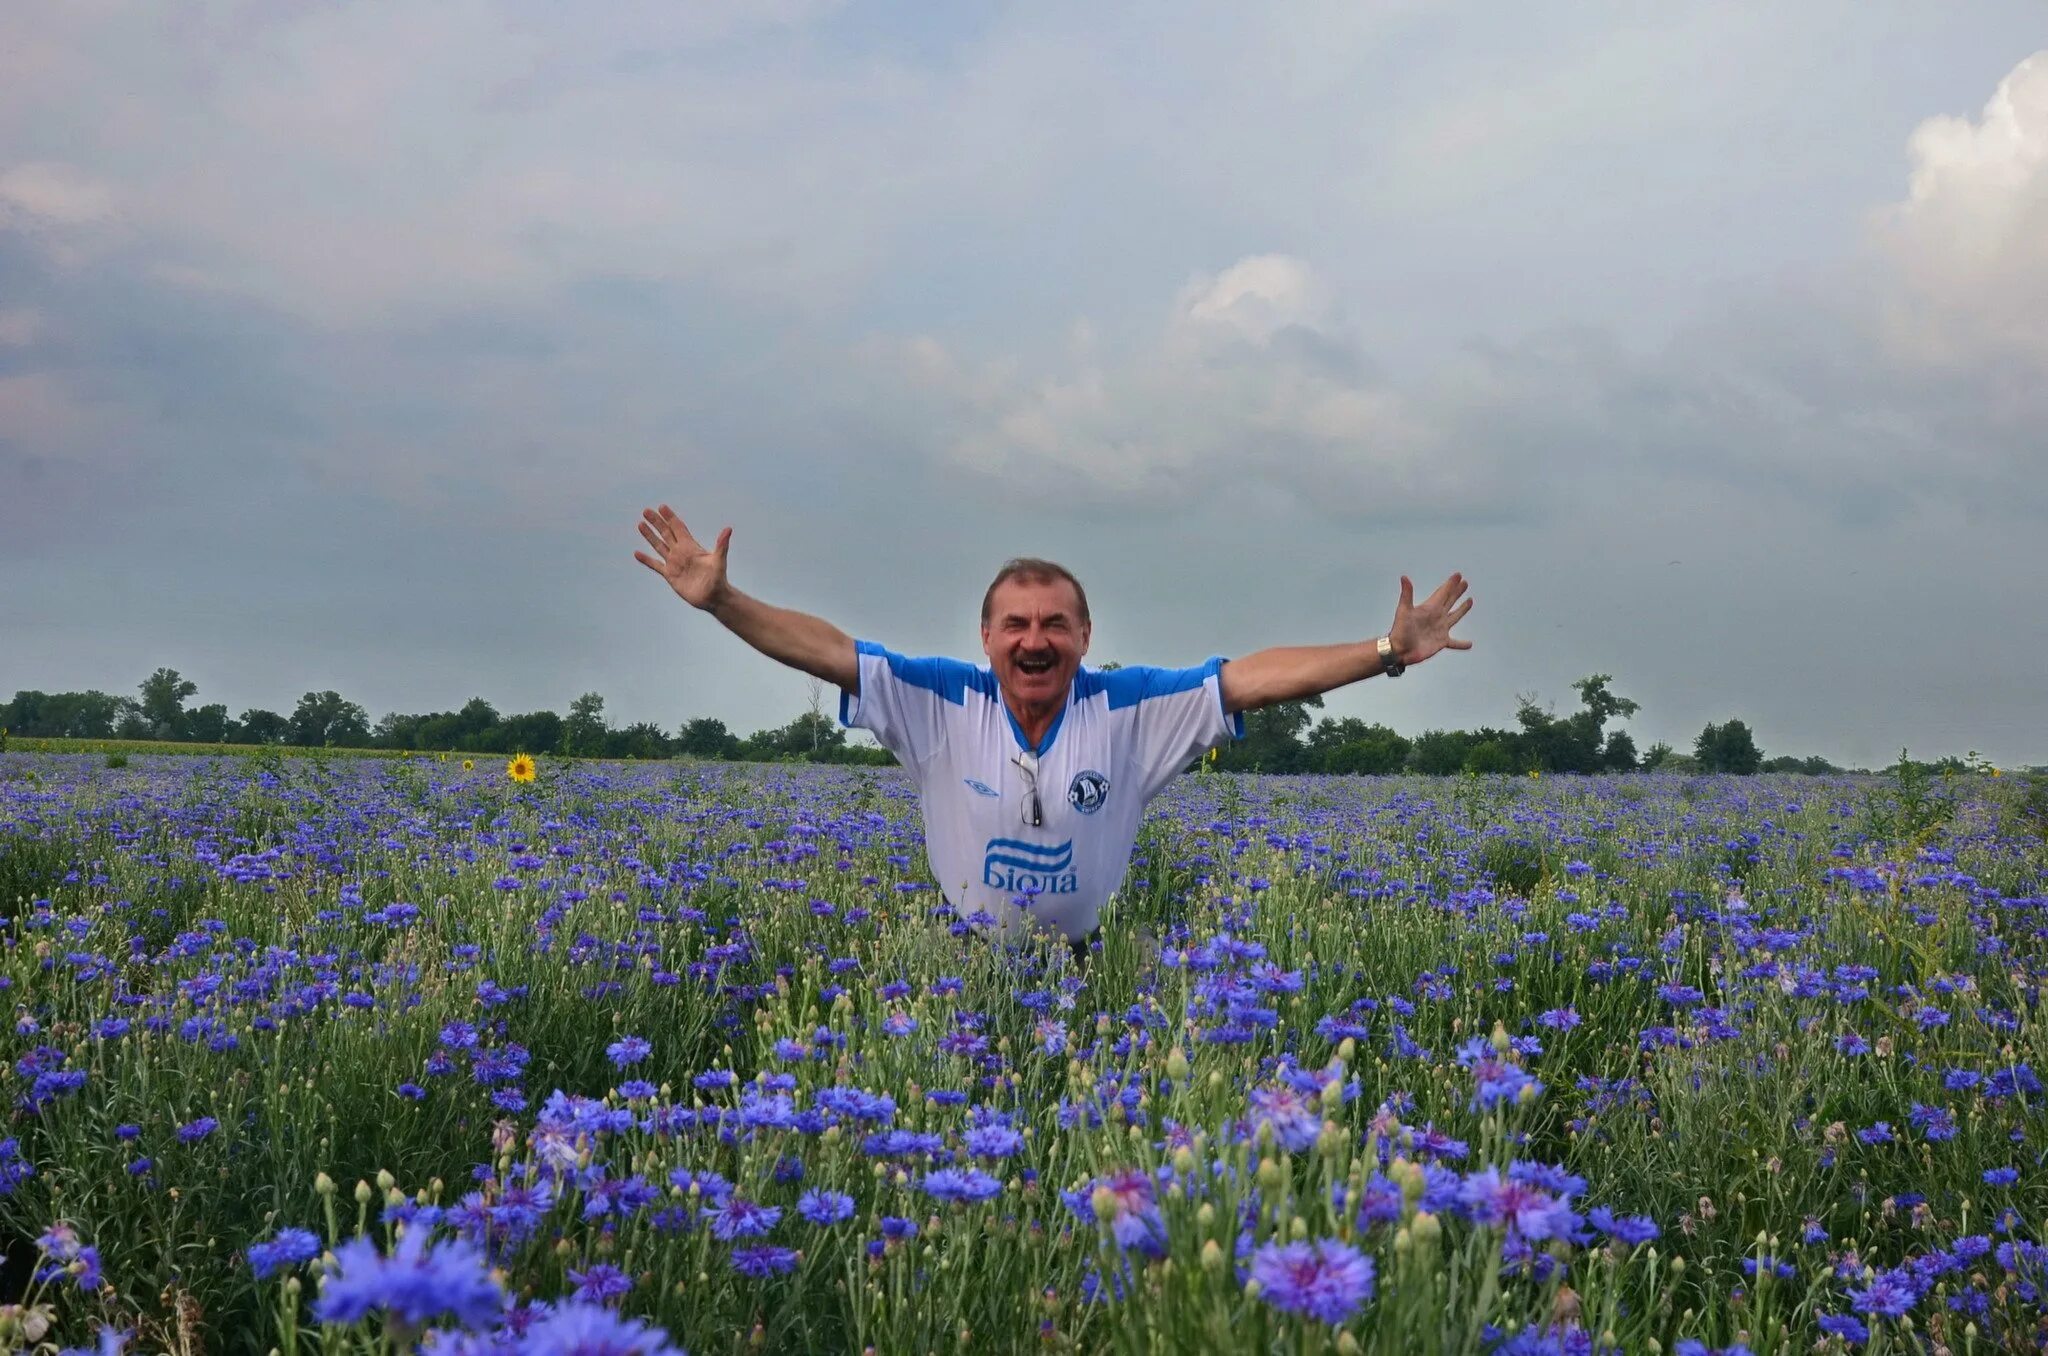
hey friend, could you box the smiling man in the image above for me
[635,504,1474,960]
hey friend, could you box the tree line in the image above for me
[0,666,1926,775]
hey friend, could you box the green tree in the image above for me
[677,717,740,760]
[138,667,198,739]
[1601,729,1639,771]
[1214,695,1323,774]
[1464,739,1519,774]
[234,708,289,744]
[186,703,230,743]
[289,691,371,747]
[606,721,674,760]
[563,692,608,757]
[499,710,564,755]
[1695,719,1764,774]
[1306,717,1410,775]
[1406,729,1472,775]
[1641,741,1674,770]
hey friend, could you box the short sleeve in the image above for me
[838,640,993,768]
[1108,656,1246,801]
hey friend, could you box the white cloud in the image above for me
[860,253,1525,521]
[0,309,42,347]
[0,162,114,227]
[1874,51,2048,370]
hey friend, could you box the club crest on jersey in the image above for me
[982,837,1077,895]
[1067,769,1110,815]
[964,778,999,797]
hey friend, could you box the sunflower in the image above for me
[463,759,475,771]
[507,753,537,783]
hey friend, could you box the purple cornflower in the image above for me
[1458,1169,1579,1241]
[605,1036,651,1068]
[247,1227,322,1279]
[1062,1170,1168,1258]
[1249,1239,1375,1324]
[1248,1084,1322,1152]
[568,1261,634,1304]
[312,1230,506,1329]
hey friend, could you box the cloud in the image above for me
[0,162,114,227]
[1874,50,2048,372]
[857,253,1534,523]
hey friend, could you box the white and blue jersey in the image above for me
[839,641,1244,940]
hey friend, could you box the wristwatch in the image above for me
[1376,635,1406,678]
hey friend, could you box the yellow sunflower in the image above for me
[507,753,537,783]
[463,759,475,771]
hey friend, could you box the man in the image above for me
[634,505,1473,960]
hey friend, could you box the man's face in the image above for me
[982,577,1091,709]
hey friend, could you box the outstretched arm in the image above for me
[1218,572,1474,714]
[634,505,859,691]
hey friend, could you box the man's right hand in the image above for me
[634,505,732,612]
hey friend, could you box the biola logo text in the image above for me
[981,838,1077,895]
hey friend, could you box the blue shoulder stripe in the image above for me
[1074,655,1227,710]
[856,639,998,705]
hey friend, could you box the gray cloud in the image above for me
[3,5,2044,768]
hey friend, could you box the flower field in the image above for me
[0,753,2044,1355]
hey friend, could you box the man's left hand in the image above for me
[1388,573,1474,667]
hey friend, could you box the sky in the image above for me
[3,2,2045,770]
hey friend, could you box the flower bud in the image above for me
[354,1180,373,1205]
[314,1173,335,1197]
[1166,1048,1190,1081]
[1412,1211,1441,1246]
[1490,1021,1511,1054]
[1257,1157,1283,1191]
[1091,1187,1119,1223]
[376,1169,395,1192]
[1201,1239,1224,1272]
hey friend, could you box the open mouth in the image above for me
[1016,654,1056,676]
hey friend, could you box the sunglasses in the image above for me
[1011,751,1044,828]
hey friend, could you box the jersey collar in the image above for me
[1001,685,1070,757]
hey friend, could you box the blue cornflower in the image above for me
[797,1190,856,1226]
[606,1036,651,1068]
[1984,1167,2020,1186]
[1587,1207,1660,1246]
[704,1197,781,1241]
[963,1124,1024,1159]
[728,1244,799,1278]
[1816,1313,1869,1344]
[1248,1239,1375,1324]
[247,1227,321,1279]
[312,1230,505,1329]
[513,1301,690,1355]
[177,1117,219,1144]
[920,1168,1001,1204]
[1847,1268,1918,1319]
